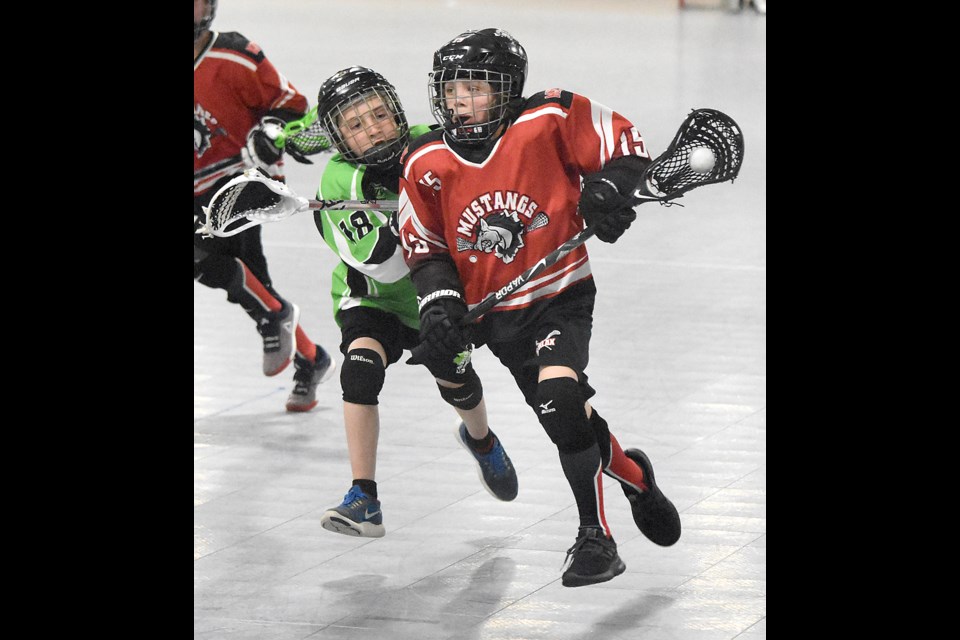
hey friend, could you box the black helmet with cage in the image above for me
[194,0,217,42]
[316,66,410,167]
[429,28,528,145]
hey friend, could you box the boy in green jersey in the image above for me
[311,67,518,538]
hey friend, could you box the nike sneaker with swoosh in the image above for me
[321,485,385,538]
[455,422,518,501]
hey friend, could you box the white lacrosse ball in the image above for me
[688,147,716,174]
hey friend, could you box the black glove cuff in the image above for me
[418,289,463,313]
[581,177,631,213]
[589,177,619,194]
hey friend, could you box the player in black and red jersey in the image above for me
[398,28,682,587]
[193,0,334,411]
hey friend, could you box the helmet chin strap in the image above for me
[360,139,403,166]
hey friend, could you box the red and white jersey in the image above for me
[398,89,651,315]
[193,31,306,197]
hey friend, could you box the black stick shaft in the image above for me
[460,226,597,324]
[307,199,399,211]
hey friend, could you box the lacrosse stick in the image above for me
[465,107,743,322]
[195,168,398,238]
[272,106,334,160]
[406,107,744,363]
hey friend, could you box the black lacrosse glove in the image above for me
[578,177,638,243]
[418,295,470,360]
[242,116,285,170]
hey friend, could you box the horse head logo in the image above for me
[472,213,524,263]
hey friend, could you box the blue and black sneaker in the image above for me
[455,422,518,501]
[320,485,385,538]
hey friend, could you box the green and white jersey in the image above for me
[314,124,432,329]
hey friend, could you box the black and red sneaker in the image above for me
[622,448,682,546]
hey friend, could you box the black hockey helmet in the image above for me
[194,0,217,42]
[429,28,528,144]
[316,66,410,166]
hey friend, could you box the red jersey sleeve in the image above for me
[194,32,307,196]
[559,91,651,175]
[236,40,307,118]
[397,139,451,268]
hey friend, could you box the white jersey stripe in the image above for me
[403,142,445,180]
[514,105,568,125]
[518,253,589,294]
[590,99,616,170]
[331,221,410,283]
[473,256,593,311]
[272,71,298,110]
[602,106,615,162]
[398,190,446,249]
[194,159,246,194]
[591,101,606,169]
[350,166,362,200]
[205,50,258,73]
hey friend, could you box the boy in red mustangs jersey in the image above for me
[398,28,682,587]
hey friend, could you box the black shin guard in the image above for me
[536,378,607,531]
[589,410,612,469]
[558,442,605,531]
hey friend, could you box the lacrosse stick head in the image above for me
[316,67,410,167]
[274,106,333,157]
[641,108,744,200]
[195,169,309,238]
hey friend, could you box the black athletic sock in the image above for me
[353,479,378,499]
[465,429,495,454]
[558,443,605,531]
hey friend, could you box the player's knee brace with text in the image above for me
[535,377,594,454]
[436,368,483,410]
[341,348,385,405]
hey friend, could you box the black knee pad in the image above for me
[195,254,241,290]
[535,377,593,453]
[341,348,385,405]
[436,369,483,410]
